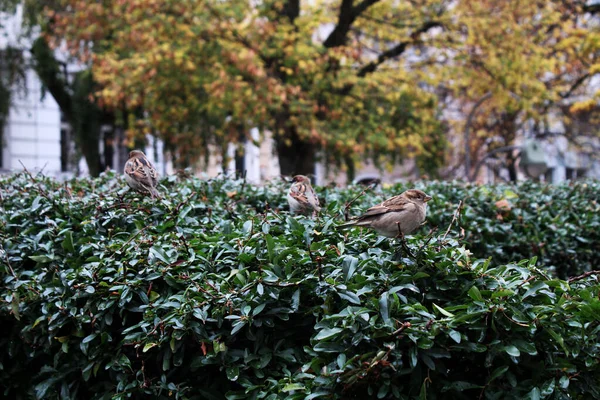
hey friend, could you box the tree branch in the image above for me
[357,21,442,77]
[283,0,300,22]
[334,20,442,95]
[323,0,381,48]
[559,73,590,99]
[583,3,600,14]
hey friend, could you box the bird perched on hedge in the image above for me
[288,175,321,216]
[337,189,432,237]
[124,150,160,198]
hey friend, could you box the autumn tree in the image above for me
[46,0,450,177]
[41,0,600,179]
[0,0,120,176]
[426,0,600,180]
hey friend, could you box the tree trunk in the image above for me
[31,38,108,176]
[275,125,316,177]
[507,152,518,182]
[344,154,356,183]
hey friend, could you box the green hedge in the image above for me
[1,172,599,399]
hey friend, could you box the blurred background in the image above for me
[1,0,599,185]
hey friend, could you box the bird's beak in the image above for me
[424,195,433,203]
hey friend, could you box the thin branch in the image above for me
[441,200,464,242]
[343,181,377,221]
[356,21,442,78]
[583,3,600,14]
[387,321,411,337]
[559,73,590,99]
[114,224,152,255]
[568,270,600,283]
[1,245,17,278]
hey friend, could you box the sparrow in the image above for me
[288,175,321,216]
[124,150,160,198]
[338,189,432,237]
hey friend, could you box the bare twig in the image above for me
[343,181,377,221]
[417,227,438,258]
[308,246,323,281]
[174,191,197,215]
[516,276,536,288]
[114,224,153,255]
[239,170,247,196]
[36,162,49,177]
[387,322,411,337]
[1,245,17,278]
[568,270,600,283]
[19,160,51,200]
[441,200,464,242]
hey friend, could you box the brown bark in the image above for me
[275,125,316,177]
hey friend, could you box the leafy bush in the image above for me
[1,172,599,400]
[333,180,600,279]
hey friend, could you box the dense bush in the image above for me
[419,181,600,279]
[1,172,599,399]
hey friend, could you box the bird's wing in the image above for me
[139,156,159,186]
[307,186,321,209]
[357,197,415,220]
[290,183,311,206]
[125,158,156,188]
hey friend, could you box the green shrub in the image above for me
[1,172,599,400]
[331,180,600,278]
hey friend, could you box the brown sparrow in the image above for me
[124,150,160,198]
[288,175,321,216]
[338,189,432,237]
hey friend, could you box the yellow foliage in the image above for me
[44,0,599,174]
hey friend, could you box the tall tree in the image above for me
[31,37,114,176]
[426,0,600,179]
[1,0,117,176]
[47,0,449,177]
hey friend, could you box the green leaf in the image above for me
[448,330,461,344]
[281,383,305,393]
[558,375,569,389]
[491,289,514,298]
[433,303,455,317]
[379,292,390,325]
[546,328,569,356]
[540,379,555,396]
[143,342,157,352]
[338,290,361,305]
[226,366,239,381]
[525,387,541,400]
[377,384,389,398]
[231,321,246,335]
[82,333,97,343]
[61,230,75,253]
[522,282,548,299]
[305,393,329,400]
[314,328,343,341]
[503,345,520,357]
[488,366,509,383]
[291,289,300,312]
[252,303,266,316]
[265,234,275,261]
[150,246,170,264]
[29,255,53,263]
[11,294,20,320]
[468,286,483,302]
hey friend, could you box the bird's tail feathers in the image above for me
[336,220,359,229]
[149,187,161,199]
